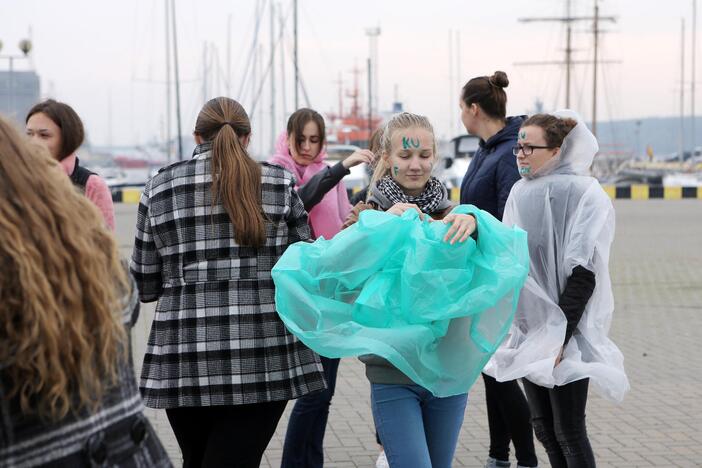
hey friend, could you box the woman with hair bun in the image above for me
[459,71,538,468]
[131,97,326,468]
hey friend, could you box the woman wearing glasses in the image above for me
[458,71,538,468]
[486,111,629,468]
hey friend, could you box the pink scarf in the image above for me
[268,132,351,239]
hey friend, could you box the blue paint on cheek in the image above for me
[393,165,400,177]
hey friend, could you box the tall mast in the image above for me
[171,0,183,160]
[165,0,172,162]
[227,14,232,97]
[448,30,454,136]
[681,18,686,162]
[293,0,299,109]
[592,2,599,137]
[565,0,572,107]
[517,2,616,118]
[692,0,697,155]
[270,1,276,153]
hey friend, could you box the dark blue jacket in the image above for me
[459,115,525,220]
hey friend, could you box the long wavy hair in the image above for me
[195,97,265,247]
[0,117,128,421]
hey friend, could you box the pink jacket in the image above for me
[60,154,115,231]
[268,132,351,240]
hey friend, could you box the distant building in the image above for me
[0,70,40,123]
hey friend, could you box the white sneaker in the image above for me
[376,451,389,468]
[485,457,511,468]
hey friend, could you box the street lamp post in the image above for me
[0,39,33,119]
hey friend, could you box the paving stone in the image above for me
[114,200,702,467]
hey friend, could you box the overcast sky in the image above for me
[1,0,697,156]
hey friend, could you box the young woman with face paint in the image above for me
[458,72,538,468]
[485,112,629,468]
[25,99,115,230]
[341,113,477,468]
[269,108,376,468]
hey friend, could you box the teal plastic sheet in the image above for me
[272,205,529,397]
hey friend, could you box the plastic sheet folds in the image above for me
[273,205,529,397]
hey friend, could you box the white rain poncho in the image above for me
[483,110,630,403]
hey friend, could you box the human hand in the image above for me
[387,203,424,219]
[554,346,564,367]
[342,149,376,169]
[442,213,476,244]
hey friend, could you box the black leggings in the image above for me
[523,378,596,468]
[166,401,287,468]
[482,373,538,467]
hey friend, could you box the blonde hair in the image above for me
[0,117,128,421]
[369,112,437,188]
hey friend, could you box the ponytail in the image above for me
[196,97,265,247]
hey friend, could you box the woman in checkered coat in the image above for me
[130,97,326,467]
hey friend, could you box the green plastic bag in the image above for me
[273,205,529,396]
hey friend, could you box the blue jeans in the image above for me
[371,383,468,468]
[281,356,340,468]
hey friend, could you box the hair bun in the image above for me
[490,71,509,88]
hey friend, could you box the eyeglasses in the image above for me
[512,144,555,156]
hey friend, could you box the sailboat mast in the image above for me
[270,2,276,154]
[692,0,697,156]
[293,0,299,109]
[165,0,172,162]
[592,3,599,138]
[171,0,183,160]
[681,18,686,162]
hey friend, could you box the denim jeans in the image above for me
[523,378,595,468]
[281,357,340,468]
[371,383,468,468]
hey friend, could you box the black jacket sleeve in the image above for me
[297,161,350,211]
[559,265,597,347]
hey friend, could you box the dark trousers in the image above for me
[523,378,596,468]
[166,401,287,468]
[482,373,538,467]
[281,356,340,468]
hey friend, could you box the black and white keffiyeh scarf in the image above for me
[373,175,447,214]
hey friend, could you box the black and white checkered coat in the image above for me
[130,143,325,409]
[0,279,172,467]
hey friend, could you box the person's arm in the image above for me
[129,185,163,302]
[297,161,350,211]
[495,153,521,220]
[287,181,313,244]
[559,265,597,347]
[297,149,376,211]
[85,174,116,231]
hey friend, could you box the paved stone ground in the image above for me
[115,200,702,467]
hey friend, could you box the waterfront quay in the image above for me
[114,200,702,467]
